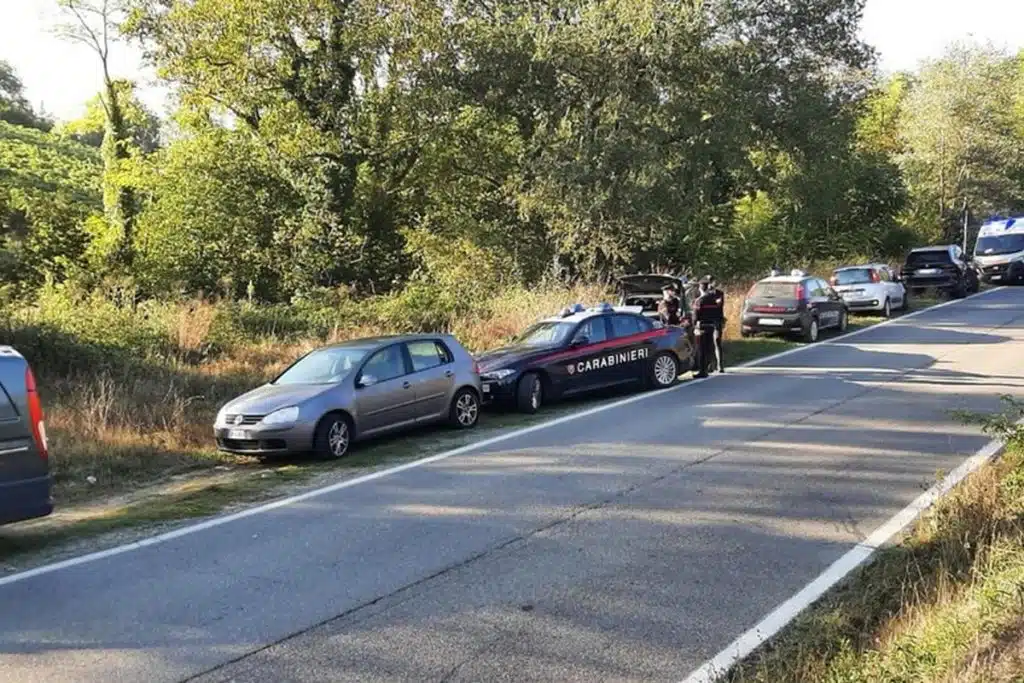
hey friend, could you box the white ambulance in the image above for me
[973,216,1024,285]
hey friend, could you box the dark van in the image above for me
[0,346,52,525]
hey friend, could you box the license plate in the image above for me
[759,318,784,326]
[228,429,250,440]
[917,268,938,275]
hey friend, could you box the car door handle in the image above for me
[402,381,411,389]
[444,370,454,378]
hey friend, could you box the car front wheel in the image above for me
[516,373,543,414]
[314,413,352,460]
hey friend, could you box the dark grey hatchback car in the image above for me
[215,334,482,460]
[740,272,850,343]
[0,346,52,526]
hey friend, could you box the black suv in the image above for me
[901,245,979,298]
[740,272,849,343]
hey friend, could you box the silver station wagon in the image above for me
[214,334,482,459]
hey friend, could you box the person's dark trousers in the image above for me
[694,325,714,377]
[713,323,725,372]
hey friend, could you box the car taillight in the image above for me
[25,366,47,460]
[796,284,805,300]
[870,270,881,283]
[472,359,479,375]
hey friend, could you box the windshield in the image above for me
[750,282,798,299]
[907,251,951,266]
[833,269,873,285]
[273,346,372,385]
[514,321,575,345]
[976,234,1024,256]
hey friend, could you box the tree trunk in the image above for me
[103,77,135,267]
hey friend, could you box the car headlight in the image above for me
[261,406,300,427]
[215,405,230,426]
[483,368,517,381]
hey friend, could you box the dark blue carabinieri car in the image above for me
[477,303,695,413]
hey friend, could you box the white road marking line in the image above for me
[0,287,1006,587]
[678,434,1009,683]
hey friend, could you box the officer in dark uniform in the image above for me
[707,275,726,373]
[692,277,716,378]
[657,283,683,325]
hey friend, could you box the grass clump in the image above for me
[729,397,1024,683]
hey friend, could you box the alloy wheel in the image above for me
[530,378,542,410]
[654,354,678,386]
[456,392,478,427]
[328,420,349,458]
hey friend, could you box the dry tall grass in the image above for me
[15,282,666,501]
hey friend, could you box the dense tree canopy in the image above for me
[1,3,1023,306]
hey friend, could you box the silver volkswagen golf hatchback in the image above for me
[214,334,482,459]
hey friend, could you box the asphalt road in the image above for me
[2,288,1023,683]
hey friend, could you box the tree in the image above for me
[0,60,52,132]
[131,128,300,299]
[55,0,139,267]
[0,121,102,290]
[898,43,1024,242]
[61,80,161,153]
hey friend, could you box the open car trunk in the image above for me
[615,274,691,317]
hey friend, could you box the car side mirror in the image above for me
[571,336,589,348]
[358,374,378,388]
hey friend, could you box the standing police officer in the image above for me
[707,276,726,372]
[693,275,726,376]
[657,283,683,326]
[692,277,714,378]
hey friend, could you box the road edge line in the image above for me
[0,287,1005,587]
[677,433,1009,683]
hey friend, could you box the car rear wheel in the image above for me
[900,290,910,311]
[802,317,819,343]
[516,373,543,414]
[838,309,849,332]
[313,413,351,460]
[882,298,891,318]
[449,388,480,429]
[650,352,680,389]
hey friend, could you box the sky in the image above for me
[2,0,1024,122]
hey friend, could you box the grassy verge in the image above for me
[728,398,1024,683]
[0,282,939,562]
